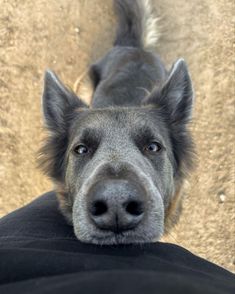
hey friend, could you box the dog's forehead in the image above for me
[75,106,161,134]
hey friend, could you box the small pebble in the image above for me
[218,193,226,203]
[75,27,80,33]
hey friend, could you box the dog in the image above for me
[39,0,195,245]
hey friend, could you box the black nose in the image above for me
[88,179,145,233]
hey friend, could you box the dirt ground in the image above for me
[0,0,234,272]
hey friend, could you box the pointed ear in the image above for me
[42,70,87,131]
[146,59,194,124]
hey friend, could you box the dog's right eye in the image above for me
[73,144,89,155]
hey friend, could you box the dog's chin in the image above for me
[74,227,163,245]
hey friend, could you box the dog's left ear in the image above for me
[145,59,194,124]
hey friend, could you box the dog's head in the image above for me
[40,59,194,244]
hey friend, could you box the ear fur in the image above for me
[42,70,87,132]
[145,58,194,124]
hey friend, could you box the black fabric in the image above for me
[0,192,234,294]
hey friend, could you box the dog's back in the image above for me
[90,0,167,108]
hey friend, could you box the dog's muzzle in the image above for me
[87,179,146,234]
[72,161,165,244]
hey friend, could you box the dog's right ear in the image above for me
[42,70,87,131]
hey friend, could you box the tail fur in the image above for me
[114,0,159,49]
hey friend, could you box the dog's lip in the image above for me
[89,229,154,245]
[90,230,133,240]
[89,235,152,245]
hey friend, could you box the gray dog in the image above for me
[40,0,195,245]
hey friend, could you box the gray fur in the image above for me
[39,0,195,244]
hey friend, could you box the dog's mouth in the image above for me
[74,209,164,245]
[88,229,156,245]
[73,206,164,245]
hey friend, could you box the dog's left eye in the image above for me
[73,144,89,155]
[144,142,162,153]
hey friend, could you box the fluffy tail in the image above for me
[114,0,159,49]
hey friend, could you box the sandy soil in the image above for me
[0,0,234,272]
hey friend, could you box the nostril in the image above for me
[91,200,108,216]
[125,201,144,216]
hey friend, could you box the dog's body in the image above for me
[40,0,194,244]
